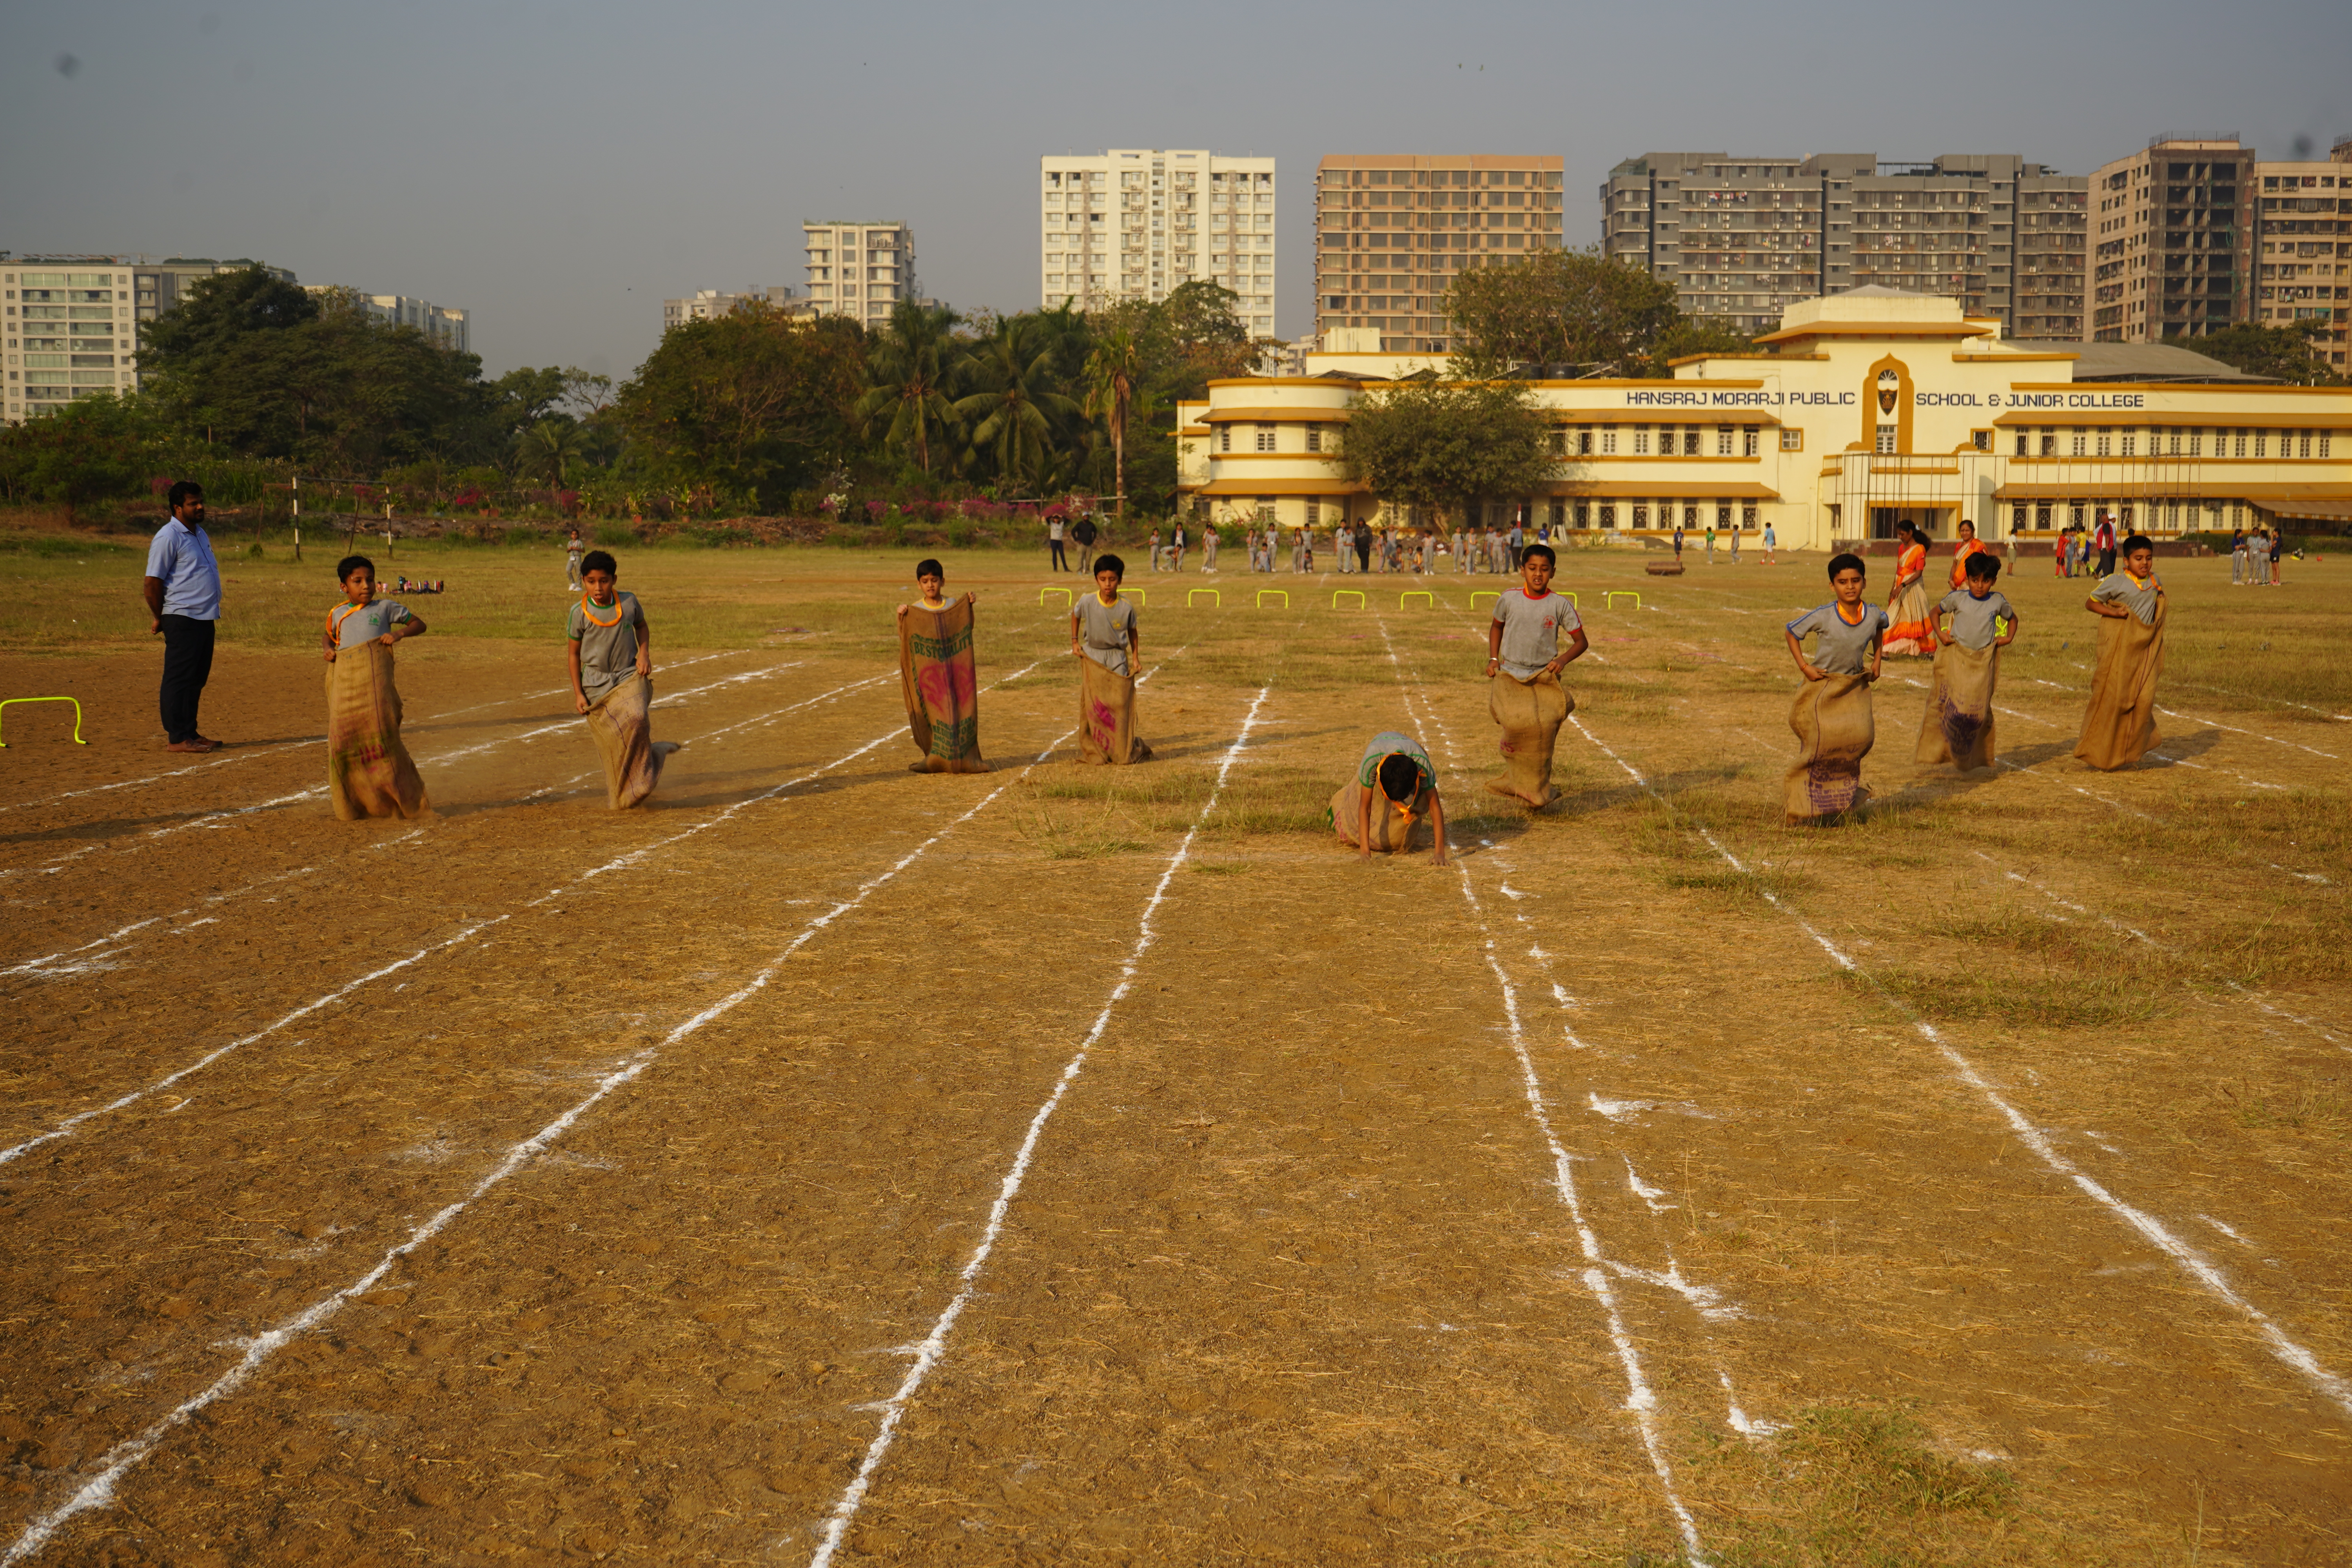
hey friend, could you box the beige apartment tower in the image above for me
[1039,150,1276,334]
[2250,138,2350,371]
[1314,155,1564,354]
[2090,137,2256,343]
[802,221,915,327]
[1602,152,2087,340]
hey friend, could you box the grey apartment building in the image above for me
[1601,153,2087,340]
[4,254,297,424]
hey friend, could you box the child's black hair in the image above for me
[1964,551,2001,582]
[1094,553,1125,582]
[581,550,618,577]
[915,558,944,579]
[1828,551,1866,579]
[336,554,374,583]
[1521,542,1557,567]
[1376,753,1423,804]
[2121,534,2154,555]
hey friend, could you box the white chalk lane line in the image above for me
[1374,611,1769,1495]
[0,744,1052,1567]
[807,683,1271,1568]
[1557,706,2352,1425]
[0,659,1037,1170]
[0,650,748,822]
[0,630,1220,1561]
[0,659,816,883]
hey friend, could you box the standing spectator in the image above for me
[1071,512,1099,574]
[1507,515,1525,570]
[2229,524,2247,586]
[1762,521,1777,564]
[1146,526,1163,571]
[1171,521,1186,574]
[1201,522,1220,572]
[2094,512,2117,578]
[1047,513,1069,572]
[566,526,585,591]
[1355,521,1372,575]
[1729,517,1742,565]
[2268,525,2284,586]
[1672,519,1685,563]
[143,481,223,753]
[1704,521,1717,564]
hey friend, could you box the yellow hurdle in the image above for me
[1038,586,1073,608]
[0,695,88,748]
[1256,589,1289,608]
[1398,590,1434,609]
[1469,590,1500,609]
[1604,590,1642,610]
[1125,588,1147,606]
[1187,588,1221,608]
[1331,589,1367,610]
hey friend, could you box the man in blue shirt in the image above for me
[143,481,223,752]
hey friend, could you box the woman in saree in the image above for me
[1947,517,1991,591]
[1881,522,1937,657]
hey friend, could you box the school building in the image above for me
[1175,287,2352,551]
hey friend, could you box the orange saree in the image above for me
[1882,542,1936,657]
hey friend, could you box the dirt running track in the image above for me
[2,565,2348,1566]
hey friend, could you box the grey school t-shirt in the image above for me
[1935,588,2013,651]
[1357,730,1435,799]
[568,591,646,702]
[2090,570,2163,625]
[1491,588,1582,678]
[1787,602,1890,675]
[329,599,415,650]
[1074,594,1137,675]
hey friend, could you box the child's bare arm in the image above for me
[1357,788,1374,862]
[1866,632,1884,682]
[568,639,589,714]
[1426,791,1448,867]
[1784,627,1822,681]
[1550,625,1589,672]
[635,615,653,678]
[390,615,425,642]
[1994,608,2020,646]
[1486,617,1504,676]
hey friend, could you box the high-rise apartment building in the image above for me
[2250,138,2350,370]
[1314,155,1563,353]
[3,254,297,424]
[2090,137,2256,343]
[303,287,470,353]
[1602,153,2086,340]
[1039,150,1276,335]
[661,287,809,334]
[802,222,915,327]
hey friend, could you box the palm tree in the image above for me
[515,418,588,486]
[951,318,1079,491]
[857,300,960,472]
[1082,328,1145,521]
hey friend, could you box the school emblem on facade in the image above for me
[1877,368,1900,416]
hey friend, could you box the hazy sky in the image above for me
[5,0,2347,379]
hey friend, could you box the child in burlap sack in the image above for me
[1330,731,1450,866]
[1483,543,1587,809]
[1782,552,1888,822]
[2075,533,2166,771]
[568,551,680,809]
[1918,549,2019,774]
[322,554,430,820]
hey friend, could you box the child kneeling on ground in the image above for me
[1331,731,1449,865]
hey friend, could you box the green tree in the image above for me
[1336,378,1554,533]
[0,393,154,523]
[614,303,862,507]
[1445,247,1697,376]
[2168,323,2343,385]
[515,418,590,486]
[1082,327,1147,519]
[951,318,1080,491]
[856,300,961,473]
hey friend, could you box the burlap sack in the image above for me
[1915,642,2000,771]
[1485,670,1572,808]
[325,640,429,821]
[898,599,991,774]
[1078,655,1152,765]
[1785,672,1875,821]
[585,673,664,809]
[2074,595,2166,771]
[1883,576,1936,657]
[1329,781,1430,852]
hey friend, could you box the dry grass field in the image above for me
[0,534,2347,1566]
